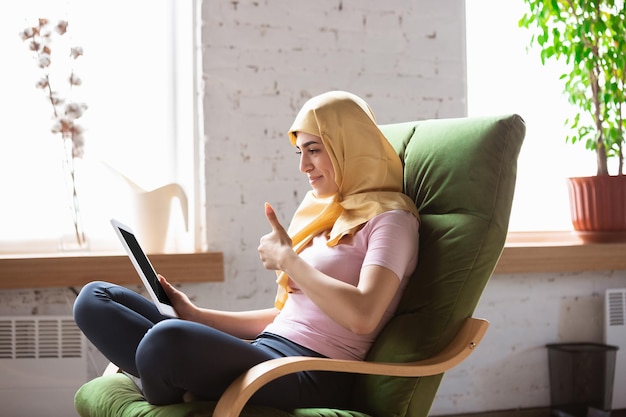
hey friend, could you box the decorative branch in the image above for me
[20,18,88,247]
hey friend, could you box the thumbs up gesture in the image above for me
[258,202,293,271]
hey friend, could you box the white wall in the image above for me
[197,0,467,311]
[431,270,626,415]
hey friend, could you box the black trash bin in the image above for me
[546,343,619,417]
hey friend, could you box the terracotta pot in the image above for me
[567,175,626,243]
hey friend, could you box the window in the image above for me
[465,0,598,232]
[1,0,201,253]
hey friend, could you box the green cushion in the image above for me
[74,114,525,417]
[75,373,370,417]
[354,114,525,417]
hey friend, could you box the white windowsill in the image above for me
[1,231,625,290]
[495,231,626,274]
[0,251,224,290]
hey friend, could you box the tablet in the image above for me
[110,218,178,318]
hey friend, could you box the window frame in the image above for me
[0,0,205,255]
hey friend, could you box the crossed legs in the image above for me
[73,281,353,409]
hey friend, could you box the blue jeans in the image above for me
[73,281,354,410]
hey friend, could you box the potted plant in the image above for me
[519,0,626,242]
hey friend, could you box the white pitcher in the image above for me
[107,164,188,253]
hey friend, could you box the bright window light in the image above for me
[0,0,197,253]
[466,0,598,231]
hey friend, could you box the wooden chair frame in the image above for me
[104,317,488,417]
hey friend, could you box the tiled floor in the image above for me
[439,407,626,417]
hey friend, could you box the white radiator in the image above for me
[0,315,87,417]
[605,288,626,410]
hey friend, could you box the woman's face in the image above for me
[295,132,338,198]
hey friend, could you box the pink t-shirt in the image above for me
[263,210,419,360]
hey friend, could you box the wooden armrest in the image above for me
[99,317,488,417]
[213,317,489,417]
[103,362,123,376]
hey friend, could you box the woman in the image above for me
[73,90,420,410]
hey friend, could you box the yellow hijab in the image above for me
[274,91,419,309]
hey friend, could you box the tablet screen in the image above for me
[119,228,174,307]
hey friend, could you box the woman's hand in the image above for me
[160,273,279,338]
[258,203,295,271]
[158,274,199,321]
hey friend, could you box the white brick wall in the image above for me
[198,0,467,311]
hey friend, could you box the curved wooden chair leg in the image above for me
[212,317,489,417]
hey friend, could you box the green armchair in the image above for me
[74,114,526,417]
